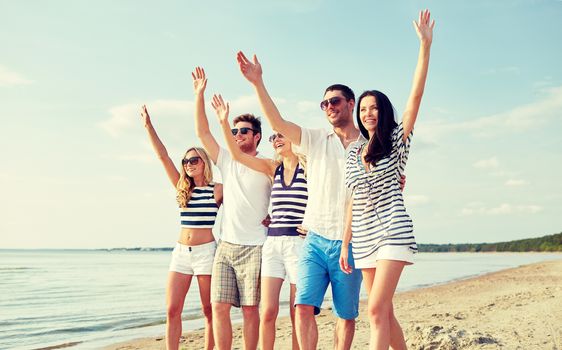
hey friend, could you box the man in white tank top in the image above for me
[192,68,271,350]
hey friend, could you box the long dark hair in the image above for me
[357,90,397,166]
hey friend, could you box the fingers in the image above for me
[237,51,250,64]
[192,66,206,80]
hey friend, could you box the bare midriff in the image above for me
[178,227,216,246]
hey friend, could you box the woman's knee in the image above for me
[202,303,212,320]
[261,304,279,322]
[367,301,392,323]
[167,301,183,319]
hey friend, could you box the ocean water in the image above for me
[1,249,560,350]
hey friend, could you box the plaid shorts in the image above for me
[211,241,262,307]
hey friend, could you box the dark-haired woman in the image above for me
[340,9,435,350]
[141,105,222,350]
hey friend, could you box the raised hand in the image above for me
[237,51,263,85]
[413,9,435,44]
[140,104,151,127]
[191,66,208,95]
[211,94,230,124]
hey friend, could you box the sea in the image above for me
[1,249,561,350]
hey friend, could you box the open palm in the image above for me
[237,51,262,84]
[191,66,207,94]
[211,94,230,123]
[414,9,435,44]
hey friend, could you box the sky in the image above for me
[1,0,561,249]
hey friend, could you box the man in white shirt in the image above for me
[192,67,271,350]
[236,52,364,350]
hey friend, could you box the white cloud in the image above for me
[461,202,542,216]
[101,153,155,163]
[416,85,562,141]
[505,179,527,187]
[473,157,499,169]
[0,65,33,86]
[404,194,430,206]
[99,100,193,137]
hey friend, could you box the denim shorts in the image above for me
[295,232,362,320]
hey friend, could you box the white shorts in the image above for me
[169,241,216,275]
[261,235,304,284]
[354,244,415,269]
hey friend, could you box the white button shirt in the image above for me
[297,128,366,241]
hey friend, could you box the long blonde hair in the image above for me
[176,147,213,208]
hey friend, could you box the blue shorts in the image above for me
[295,232,362,320]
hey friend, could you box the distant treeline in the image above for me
[418,232,562,252]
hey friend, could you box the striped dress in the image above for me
[179,183,219,228]
[345,123,417,263]
[268,163,308,236]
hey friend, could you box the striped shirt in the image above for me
[345,123,417,262]
[268,163,308,236]
[179,183,219,229]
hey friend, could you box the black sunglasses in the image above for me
[182,156,202,166]
[320,96,345,111]
[268,133,284,143]
[231,127,257,136]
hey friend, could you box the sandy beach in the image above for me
[107,259,562,349]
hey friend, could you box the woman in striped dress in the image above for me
[141,104,223,350]
[340,9,435,350]
[211,94,307,350]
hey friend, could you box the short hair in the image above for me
[233,113,262,146]
[324,84,355,102]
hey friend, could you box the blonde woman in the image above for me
[210,94,307,350]
[141,105,222,350]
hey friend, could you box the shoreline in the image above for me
[105,259,562,349]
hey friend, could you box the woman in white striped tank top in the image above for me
[141,104,223,350]
[340,10,435,350]
[211,94,307,350]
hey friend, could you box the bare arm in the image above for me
[192,67,220,163]
[141,105,180,187]
[339,197,354,274]
[402,9,435,141]
[237,51,303,146]
[211,94,276,177]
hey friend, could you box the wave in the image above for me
[31,341,82,350]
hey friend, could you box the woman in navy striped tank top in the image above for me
[341,10,434,350]
[142,105,223,350]
[211,94,307,350]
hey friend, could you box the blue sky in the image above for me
[1,0,561,248]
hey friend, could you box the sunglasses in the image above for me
[320,96,345,111]
[268,133,284,143]
[231,127,257,136]
[182,156,202,166]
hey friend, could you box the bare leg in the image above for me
[259,277,284,350]
[289,284,300,350]
[295,304,317,350]
[212,302,232,350]
[363,268,407,350]
[242,305,260,350]
[166,272,193,350]
[334,318,356,350]
[197,275,214,350]
[365,261,406,350]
